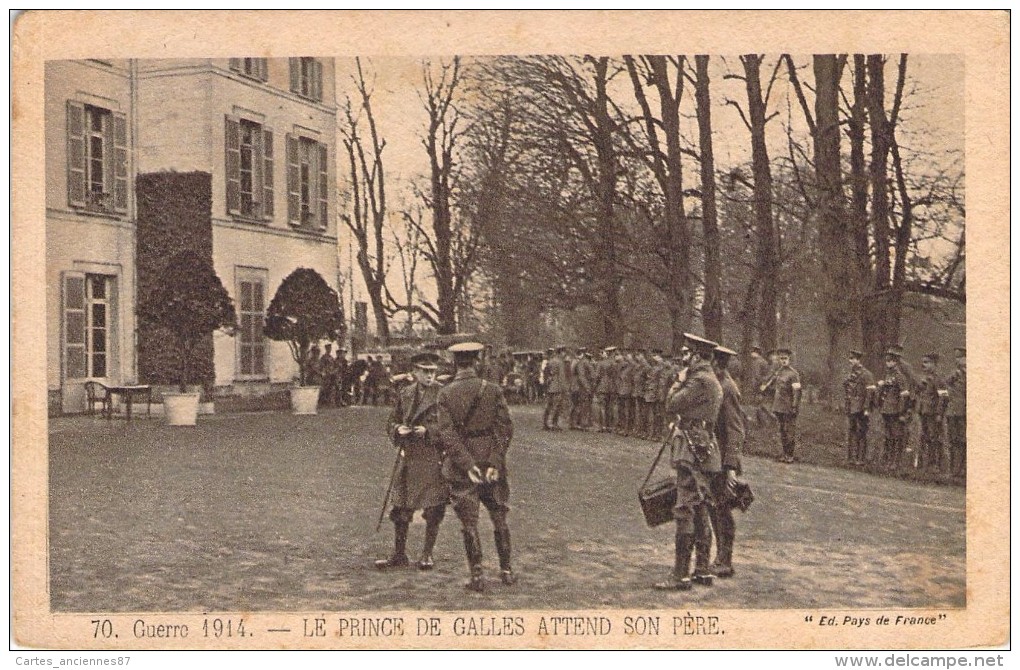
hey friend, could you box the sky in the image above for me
[332,54,965,324]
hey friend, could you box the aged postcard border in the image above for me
[11,10,1009,650]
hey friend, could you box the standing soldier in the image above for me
[436,342,516,593]
[843,349,877,467]
[640,351,662,440]
[543,347,567,431]
[760,348,802,464]
[630,351,649,438]
[944,347,966,477]
[916,353,949,473]
[876,347,913,471]
[615,350,634,435]
[745,346,769,428]
[375,352,449,571]
[592,347,614,432]
[656,352,678,442]
[654,334,723,591]
[709,346,746,579]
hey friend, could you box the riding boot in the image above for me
[709,506,735,578]
[463,528,485,592]
[494,524,517,585]
[374,520,410,569]
[654,530,694,591]
[691,507,715,586]
[418,518,442,570]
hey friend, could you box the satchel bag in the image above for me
[638,438,676,528]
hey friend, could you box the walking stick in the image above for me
[376,448,405,532]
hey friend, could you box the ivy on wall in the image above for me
[136,171,216,390]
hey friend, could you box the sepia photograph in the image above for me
[11,9,1009,654]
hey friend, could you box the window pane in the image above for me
[66,277,85,309]
[89,108,103,132]
[240,347,252,375]
[252,282,263,310]
[89,275,106,299]
[253,316,263,340]
[66,312,86,344]
[92,353,106,378]
[92,328,107,353]
[240,314,253,343]
[67,346,86,379]
[253,346,265,375]
[91,303,106,327]
[240,282,253,311]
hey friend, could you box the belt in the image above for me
[464,428,495,439]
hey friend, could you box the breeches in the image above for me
[672,464,712,534]
[389,505,446,525]
[776,412,797,456]
[450,479,511,530]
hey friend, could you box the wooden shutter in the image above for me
[317,142,328,229]
[257,58,269,82]
[229,57,241,73]
[66,101,87,207]
[62,272,88,380]
[225,116,241,215]
[312,59,323,101]
[286,134,300,225]
[289,58,300,94]
[112,112,128,213]
[262,127,274,219]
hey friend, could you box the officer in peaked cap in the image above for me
[707,345,748,579]
[760,347,802,463]
[843,348,876,467]
[877,345,913,471]
[916,352,949,472]
[376,351,449,571]
[435,342,516,592]
[654,333,723,591]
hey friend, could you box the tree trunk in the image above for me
[742,55,779,354]
[813,54,853,405]
[695,55,723,342]
[863,54,894,363]
[591,57,623,346]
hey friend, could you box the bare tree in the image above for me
[339,57,390,343]
[386,201,425,335]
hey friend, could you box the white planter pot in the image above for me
[290,386,320,415]
[164,392,200,426]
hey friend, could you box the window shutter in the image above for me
[262,127,274,220]
[258,58,269,82]
[62,272,88,380]
[312,59,323,101]
[229,57,241,73]
[317,142,328,230]
[289,58,300,94]
[66,101,87,207]
[225,116,241,215]
[286,133,300,226]
[112,112,128,213]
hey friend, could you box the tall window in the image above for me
[286,134,328,229]
[237,271,267,378]
[289,57,323,101]
[67,101,128,213]
[63,273,114,380]
[225,116,273,220]
[229,57,268,81]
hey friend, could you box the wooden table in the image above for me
[106,385,152,421]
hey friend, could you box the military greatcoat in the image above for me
[387,380,449,511]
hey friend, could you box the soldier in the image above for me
[615,350,634,435]
[641,351,662,440]
[944,347,966,477]
[876,347,913,471]
[592,347,615,432]
[843,349,877,466]
[576,349,596,430]
[760,348,802,464]
[746,346,770,428]
[654,334,723,591]
[916,353,949,473]
[709,346,746,579]
[335,348,350,406]
[436,342,516,592]
[542,346,567,431]
[375,352,449,571]
[656,352,678,441]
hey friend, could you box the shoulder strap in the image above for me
[641,435,672,490]
[460,380,487,429]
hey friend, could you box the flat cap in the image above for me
[849,349,864,358]
[884,347,902,358]
[683,332,718,353]
[448,341,485,355]
[714,345,738,358]
[776,347,793,356]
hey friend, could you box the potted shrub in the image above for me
[264,268,345,415]
[139,250,237,425]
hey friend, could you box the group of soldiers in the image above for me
[305,343,393,407]
[839,345,967,476]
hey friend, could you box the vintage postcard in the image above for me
[11,10,1008,653]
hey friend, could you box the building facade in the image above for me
[46,58,340,414]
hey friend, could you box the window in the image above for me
[67,101,127,213]
[237,271,267,378]
[289,57,323,101]
[225,116,273,220]
[63,273,114,380]
[228,57,268,82]
[286,134,328,229]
